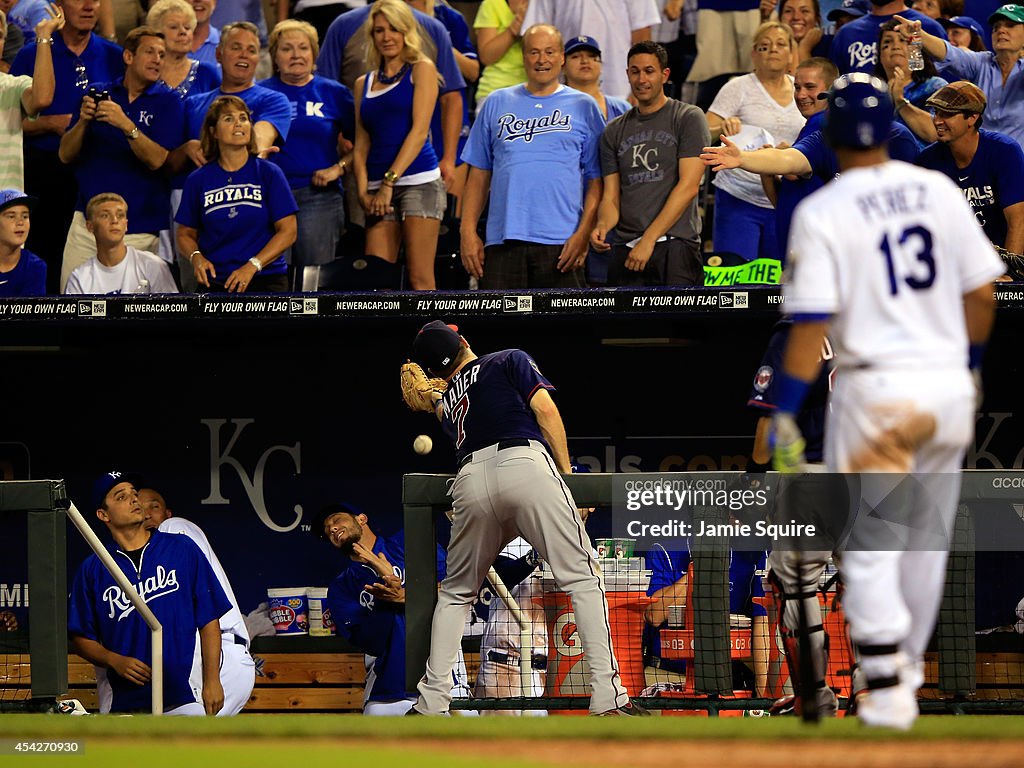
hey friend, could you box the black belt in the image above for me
[487,650,547,670]
[458,439,532,468]
[223,633,247,646]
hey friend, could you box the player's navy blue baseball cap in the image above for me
[565,35,602,56]
[412,320,463,373]
[826,0,871,21]
[0,189,37,215]
[938,15,987,40]
[823,73,892,149]
[90,470,142,510]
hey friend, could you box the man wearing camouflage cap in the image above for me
[915,80,1024,259]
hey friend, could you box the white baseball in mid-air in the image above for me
[413,434,433,455]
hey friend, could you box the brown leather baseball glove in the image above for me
[400,362,447,413]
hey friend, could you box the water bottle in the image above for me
[907,30,924,71]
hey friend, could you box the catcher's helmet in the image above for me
[823,73,892,149]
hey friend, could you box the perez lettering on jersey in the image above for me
[854,183,927,222]
[102,565,180,621]
[496,109,572,143]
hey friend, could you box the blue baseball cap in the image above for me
[411,320,463,373]
[0,189,37,215]
[827,0,871,21]
[939,15,986,39]
[565,35,602,56]
[90,470,141,511]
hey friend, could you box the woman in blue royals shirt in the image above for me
[353,0,444,290]
[260,19,354,275]
[175,95,297,292]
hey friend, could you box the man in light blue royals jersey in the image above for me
[460,23,605,289]
[68,471,232,715]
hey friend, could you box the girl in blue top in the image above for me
[353,0,445,290]
[176,96,298,292]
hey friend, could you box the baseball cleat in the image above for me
[595,700,652,716]
[857,686,918,730]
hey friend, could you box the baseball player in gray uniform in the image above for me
[406,320,643,716]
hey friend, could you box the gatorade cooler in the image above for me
[538,591,650,715]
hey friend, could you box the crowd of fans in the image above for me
[0,0,1020,296]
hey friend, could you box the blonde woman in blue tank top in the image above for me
[352,0,445,290]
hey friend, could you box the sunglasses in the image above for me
[74,58,89,89]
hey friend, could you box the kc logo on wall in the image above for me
[200,418,303,533]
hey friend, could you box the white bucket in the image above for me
[267,587,308,635]
[306,587,334,637]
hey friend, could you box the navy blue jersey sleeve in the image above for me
[505,349,554,404]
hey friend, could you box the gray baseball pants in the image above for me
[414,440,629,714]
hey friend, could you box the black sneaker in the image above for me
[405,707,424,716]
[595,700,652,717]
[769,695,796,716]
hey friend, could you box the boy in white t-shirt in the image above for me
[64,193,178,295]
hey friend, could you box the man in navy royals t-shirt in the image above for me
[915,80,1024,254]
[68,471,231,715]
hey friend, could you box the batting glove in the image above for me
[771,412,806,473]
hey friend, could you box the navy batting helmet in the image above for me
[823,73,892,149]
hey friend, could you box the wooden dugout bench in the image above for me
[0,637,484,714]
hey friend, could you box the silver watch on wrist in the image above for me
[125,125,140,141]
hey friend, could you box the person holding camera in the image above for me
[57,24,183,291]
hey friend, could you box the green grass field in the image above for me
[1,714,1024,767]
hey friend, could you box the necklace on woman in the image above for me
[377,62,409,85]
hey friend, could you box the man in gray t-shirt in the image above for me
[591,41,710,287]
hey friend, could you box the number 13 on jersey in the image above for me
[879,224,936,295]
